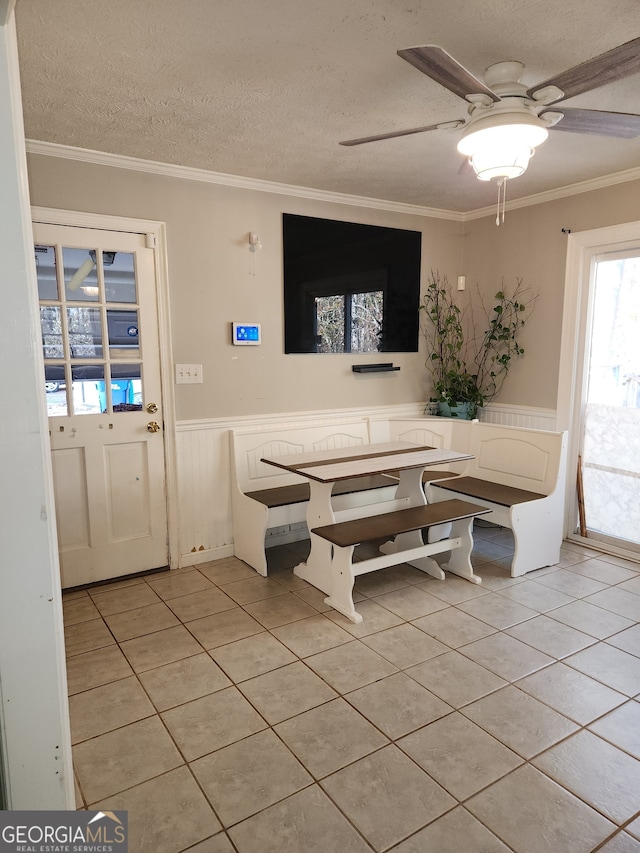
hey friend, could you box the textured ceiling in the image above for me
[14,0,640,213]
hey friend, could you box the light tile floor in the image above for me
[63,526,640,853]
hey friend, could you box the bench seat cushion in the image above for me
[311,499,489,548]
[432,476,545,507]
[245,473,398,509]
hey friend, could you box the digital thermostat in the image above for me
[232,322,261,345]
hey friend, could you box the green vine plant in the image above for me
[420,271,538,418]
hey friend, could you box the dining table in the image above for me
[261,440,474,595]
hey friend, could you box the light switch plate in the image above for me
[175,364,203,384]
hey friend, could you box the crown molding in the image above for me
[25,138,640,223]
[24,139,462,221]
[462,165,640,221]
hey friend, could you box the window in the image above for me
[36,244,144,416]
[315,290,383,353]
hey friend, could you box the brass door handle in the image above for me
[147,421,161,433]
[146,402,158,414]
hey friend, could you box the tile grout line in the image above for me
[63,545,640,851]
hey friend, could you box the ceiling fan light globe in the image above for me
[457,118,548,182]
[457,120,548,155]
[470,145,533,181]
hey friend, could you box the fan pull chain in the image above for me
[502,178,507,224]
[495,178,507,226]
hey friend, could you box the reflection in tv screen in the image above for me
[283,214,421,354]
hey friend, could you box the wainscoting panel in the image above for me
[176,423,235,566]
[175,402,556,567]
[479,404,557,431]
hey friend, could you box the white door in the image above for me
[576,248,640,554]
[33,223,168,588]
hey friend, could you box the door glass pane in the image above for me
[105,251,136,303]
[72,364,105,415]
[581,254,640,548]
[111,363,143,411]
[67,307,103,358]
[35,246,58,300]
[44,366,68,416]
[63,247,99,301]
[39,237,148,419]
[107,308,139,358]
[40,306,64,358]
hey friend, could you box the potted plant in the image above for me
[420,272,537,419]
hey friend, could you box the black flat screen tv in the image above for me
[283,213,421,354]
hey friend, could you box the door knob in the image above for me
[146,402,158,414]
[147,421,161,433]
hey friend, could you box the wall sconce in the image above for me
[248,232,262,253]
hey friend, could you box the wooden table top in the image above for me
[263,443,472,483]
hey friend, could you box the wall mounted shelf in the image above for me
[352,363,400,373]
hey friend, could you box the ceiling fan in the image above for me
[340,38,640,185]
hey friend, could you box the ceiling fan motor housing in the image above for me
[482,60,527,95]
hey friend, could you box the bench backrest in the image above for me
[230,420,371,493]
[388,417,567,496]
[387,418,472,473]
[388,417,454,449]
[467,422,567,496]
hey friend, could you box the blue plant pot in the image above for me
[437,401,475,419]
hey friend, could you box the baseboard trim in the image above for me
[180,544,235,568]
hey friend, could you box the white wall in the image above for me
[462,179,640,409]
[26,151,463,422]
[0,14,73,808]
[27,148,640,420]
[25,151,467,566]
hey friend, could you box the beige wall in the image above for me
[463,179,640,409]
[26,152,640,418]
[27,153,462,421]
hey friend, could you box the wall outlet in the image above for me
[175,364,203,384]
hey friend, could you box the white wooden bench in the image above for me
[230,421,400,575]
[387,417,470,482]
[312,499,490,623]
[424,422,568,577]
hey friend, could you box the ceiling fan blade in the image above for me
[528,36,640,103]
[339,122,445,146]
[397,45,500,103]
[545,107,640,138]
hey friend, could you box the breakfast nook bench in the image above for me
[425,422,568,576]
[230,421,401,576]
[312,498,490,623]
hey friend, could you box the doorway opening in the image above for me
[559,222,640,561]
